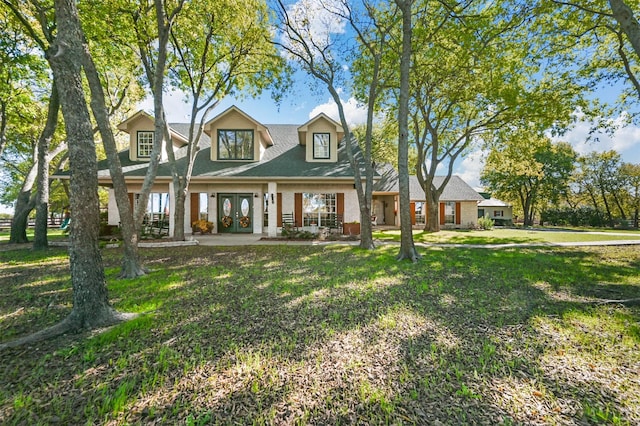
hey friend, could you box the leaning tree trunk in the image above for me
[9,160,38,244]
[395,0,419,261]
[33,82,60,250]
[47,0,126,330]
[82,42,147,278]
[600,187,615,227]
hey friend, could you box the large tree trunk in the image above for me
[33,82,60,250]
[47,0,125,330]
[395,0,419,261]
[9,158,37,244]
[81,41,147,278]
[600,187,615,227]
[611,190,627,220]
[174,187,186,240]
[424,191,440,232]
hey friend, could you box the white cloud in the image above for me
[139,90,194,123]
[287,0,347,39]
[309,96,368,126]
[455,149,486,189]
[551,112,640,158]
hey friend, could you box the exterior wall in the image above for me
[439,201,478,229]
[123,116,172,162]
[207,109,266,162]
[459,201,479,227]
[277,183,359,224]
[487,207,513,220]
[303,118,340,163]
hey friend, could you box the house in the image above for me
[101,106,366,237]
[372,166,485,228]
[78,106,484,236]
[477,192,513,225]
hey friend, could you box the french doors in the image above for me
[218,193,253,233]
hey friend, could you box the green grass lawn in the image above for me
[1,243,639,424]
[374,227,640,245]
[0,228,68,244]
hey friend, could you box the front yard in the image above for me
[1,242,639,424]
[374,227,640,245]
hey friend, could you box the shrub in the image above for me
[192,219,214,233]
[477,215,494,230]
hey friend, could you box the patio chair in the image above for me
[281,213,298,232]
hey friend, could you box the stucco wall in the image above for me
[302,118,340,163]
[206,109,265,162]
[460,201,479,227]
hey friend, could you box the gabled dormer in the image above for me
[297,113,344,163]
[117,110,188,162]
[203,106,273,162]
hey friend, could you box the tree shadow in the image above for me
[0,244,638,424]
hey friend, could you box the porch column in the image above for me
[268,181,278,237]
[208,189,216,232]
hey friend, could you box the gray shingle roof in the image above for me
[116,124,365,179]
[373,166,484,201]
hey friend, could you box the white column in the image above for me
[208,190,216,232]
[268,182,278,237]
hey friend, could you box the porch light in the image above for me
[210,193,215,198]
[254,193,259,198]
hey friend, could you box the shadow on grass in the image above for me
[0,244,638,424]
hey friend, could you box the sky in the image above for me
[2,0,639,215]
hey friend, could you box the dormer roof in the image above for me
[204,105,273,147]
[116,109,189,146]
[297,113,344,145]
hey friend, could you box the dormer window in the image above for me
[137,131,154,157]
[218,129,254,160]
[313,133,330,159]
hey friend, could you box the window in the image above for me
[494,210,503,217]
[218,130,254,160]
[313,133,330,159]
[444,201,456,224]
[137,131,154,157]
[303,193,336,226]
[478,208,485,218]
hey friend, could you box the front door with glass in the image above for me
[218,193,253,233]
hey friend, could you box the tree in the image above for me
[390,1,580,233]
[78,1,147,277]
[0,0,131,350]
[481,132,576,226]
[165,0,285,240]
[576,151,627,226]
[273,0,389,250]
[393,0,419,261]
[0,3,64,245]
[546,1,640,113]
[127,0,185,239]
[33,83,62,249]
[621,162,640,227]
